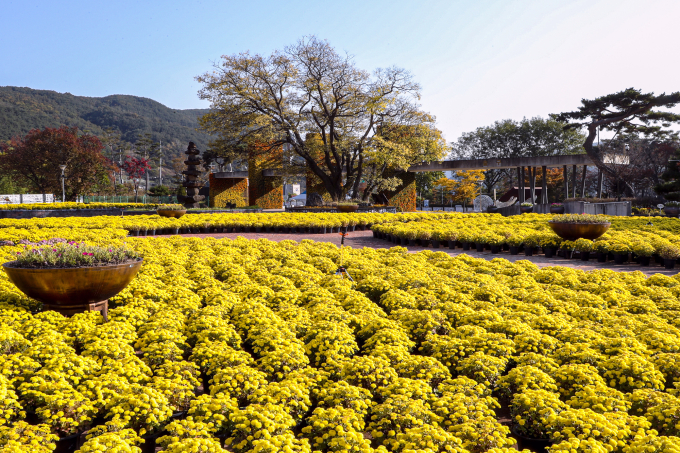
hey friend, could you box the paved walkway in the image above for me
[152,230,676,276]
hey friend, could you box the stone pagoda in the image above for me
[178,142,205,208]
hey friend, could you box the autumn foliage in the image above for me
[121,156,151,202]
[0,126,114,200]
[434,171,485,204]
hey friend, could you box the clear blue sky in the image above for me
[2,0,679,141]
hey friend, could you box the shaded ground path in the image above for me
[154,230,677,276]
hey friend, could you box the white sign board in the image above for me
[292,184,301,195]
[0,194,55,204]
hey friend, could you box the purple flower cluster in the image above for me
[11,241,141,269]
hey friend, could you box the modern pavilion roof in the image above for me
[407,154,595,172]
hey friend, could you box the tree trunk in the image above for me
[583,124,635,196]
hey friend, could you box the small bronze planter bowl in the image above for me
[157,209,187,218]
[549,222,611,241]
[336,205,359,213]
[3,260,143,316]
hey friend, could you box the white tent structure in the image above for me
[287,193,306,207]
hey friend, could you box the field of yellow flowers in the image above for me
[0,202,161,211]
[1,219,680,452]
[373,213,680,263]
[2,211,680,259]
[0,212,412,240]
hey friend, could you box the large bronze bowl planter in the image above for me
[664,207,680,218]
[336,205,359,213]
[2,260,143,319]
[157,209,187,218]
[549,222,611,241]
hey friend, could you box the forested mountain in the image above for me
[0,86,212,150]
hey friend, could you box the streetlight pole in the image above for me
[424,185,428,210]
[118,149,123,185]
[159,140,162,187]
[59,165,67,202]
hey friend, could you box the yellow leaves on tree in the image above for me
[434,170,485,204]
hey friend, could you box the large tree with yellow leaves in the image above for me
[196,36,446,201]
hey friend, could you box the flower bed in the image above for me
[1,211,680,269]
[372,212,680,268]
[0,212,438,239]
[0,231,679,451]
[0,202,161,211]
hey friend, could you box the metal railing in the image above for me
[83,195,178,204]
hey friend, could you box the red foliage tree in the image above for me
[121,156,151,202]
[0,126,115,201]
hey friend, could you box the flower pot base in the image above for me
[55,431,88,453]
[614,254,627,265]
[43,299,109,321]
[512,427,552,453]
[141,431,165,453]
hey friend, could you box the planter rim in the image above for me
[2,258,142,271]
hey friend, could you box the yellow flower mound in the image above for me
[76,429,142,453]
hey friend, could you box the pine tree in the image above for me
[557,88,680,197]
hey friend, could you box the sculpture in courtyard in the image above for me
[178,142,205,209]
